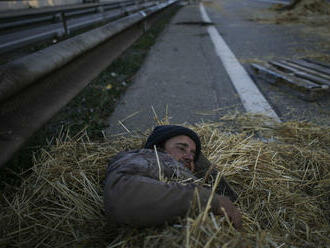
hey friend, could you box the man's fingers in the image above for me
[231,211,242,230]
[220,206,242,230]
[217,196,242,230]
[226,209,242,230]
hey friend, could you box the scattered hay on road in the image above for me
[273,0,330,25]
[1,114,329,247]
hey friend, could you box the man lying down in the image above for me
[103,125,242,229]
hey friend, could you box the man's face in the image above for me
[163,135,196,172]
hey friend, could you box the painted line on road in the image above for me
[248,0,289,5]
[200,3,281,122]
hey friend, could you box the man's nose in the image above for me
[184,152,194,161]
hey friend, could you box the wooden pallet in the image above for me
[250,59,330,101]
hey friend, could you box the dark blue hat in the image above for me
[144,125,201,161]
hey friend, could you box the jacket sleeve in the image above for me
[104,167,220,227]
[195,153,238,202]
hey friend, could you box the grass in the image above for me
[0,5,180,190]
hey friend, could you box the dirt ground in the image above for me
[252,0,330,63]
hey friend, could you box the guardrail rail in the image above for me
[0,0,161,54]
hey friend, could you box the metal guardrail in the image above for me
[0,0,132,20]
[0,0,179,168]
[0,0,159,54]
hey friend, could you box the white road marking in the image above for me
[200,3,281,122]
[248,0,289,5]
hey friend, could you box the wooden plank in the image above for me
[284,60,330,80]
[250,63,328,102]
[251,63,324,90]
[303,58,330,74]
[292,59,330,77]
[270,60,330,87]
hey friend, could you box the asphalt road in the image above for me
[106,0,330,134]
[206,0,330,124]
[107,4,245,135]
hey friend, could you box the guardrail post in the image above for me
[120,2,125,15]
[60,12,70,36]
[53,13,62,22]
[97,6,104,13]
[139,11,147,33]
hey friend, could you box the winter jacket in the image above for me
[103,149,224,227]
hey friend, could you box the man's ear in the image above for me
[155,145,166,154]
[158,141,166,150]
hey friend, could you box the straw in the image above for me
[1,113,329,247]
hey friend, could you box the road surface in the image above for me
[106,0,330,135]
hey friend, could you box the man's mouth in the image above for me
[180,160,192,170]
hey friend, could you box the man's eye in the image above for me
[177,146,185,152]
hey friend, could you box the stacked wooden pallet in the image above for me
[250,59,330,101]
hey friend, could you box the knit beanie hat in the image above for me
[144,125,201,161]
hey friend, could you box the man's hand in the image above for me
[215,195,242,230]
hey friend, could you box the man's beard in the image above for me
[179,159,193,171]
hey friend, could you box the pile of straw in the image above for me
[273,0,330,24]
[1,114,329,247]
